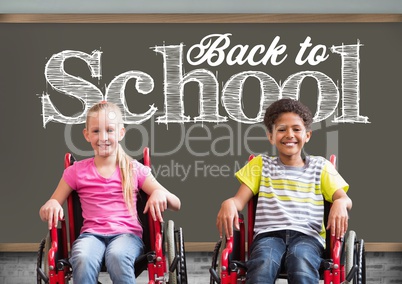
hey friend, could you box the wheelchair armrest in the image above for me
[151,219,164,256]
[221,236,234,270]
[330,234,343,267]
[48,226,58,269]
[146,218,167,280]
[48,219,68,269]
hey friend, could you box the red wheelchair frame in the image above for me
[210,155,365,284]
[37,147,187,284]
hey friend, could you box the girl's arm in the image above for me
[142,174,181,222]
[216,183,254,239]
[327,188,353,239]
[39,178,73,230]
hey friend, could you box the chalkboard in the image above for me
[1,14,402,245]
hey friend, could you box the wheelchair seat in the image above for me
[37,147,187,284]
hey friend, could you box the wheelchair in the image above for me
[37,147,187,284]
[210,155,366,284]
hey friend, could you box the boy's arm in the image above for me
[216,183,254,239]
[327,188,352,239]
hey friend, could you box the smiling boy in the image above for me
[216,98,352,284]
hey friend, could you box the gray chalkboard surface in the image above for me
[1,14,401,245]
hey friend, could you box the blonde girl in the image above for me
[39,101,181,283]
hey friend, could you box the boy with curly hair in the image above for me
[216,98,352,284]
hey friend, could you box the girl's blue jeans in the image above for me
[69,233,144,284]
[246,230,324,284]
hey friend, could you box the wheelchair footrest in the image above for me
[321,259,333,270]
[229,260,247,271]
[56,259,71,271]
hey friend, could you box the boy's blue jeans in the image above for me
[246,230,324,284]
[70,233,144,284]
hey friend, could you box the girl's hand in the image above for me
[144,189,168,222]
[39,199,64,230]
[216,198,239,239]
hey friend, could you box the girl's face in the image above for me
[83,109,125,157]
[268,112,311,165]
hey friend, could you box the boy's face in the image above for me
[268,112,311,165]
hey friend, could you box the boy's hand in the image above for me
[327,189,352,239]
[39,199,64,230]
[216,185,253,239]
[327,198,349,239]
[144,189,168,222]
[216,198,239,239]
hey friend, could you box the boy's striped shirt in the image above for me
[235,154,349,247]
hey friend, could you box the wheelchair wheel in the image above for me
[37,233,50,284]
[345,230,356,282]
[345,231,366,284]
[166,220,188,284]
[217,236,226,277]
[176,226,188,284]
[356,239,366,284]
[166,220,178,284]
[209,236,228,284]
[209,239,222,284]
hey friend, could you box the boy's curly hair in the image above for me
[264,98,313,133]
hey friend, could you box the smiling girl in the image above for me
[39,101,180,283]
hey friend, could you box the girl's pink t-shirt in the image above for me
[62,158,151,237]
